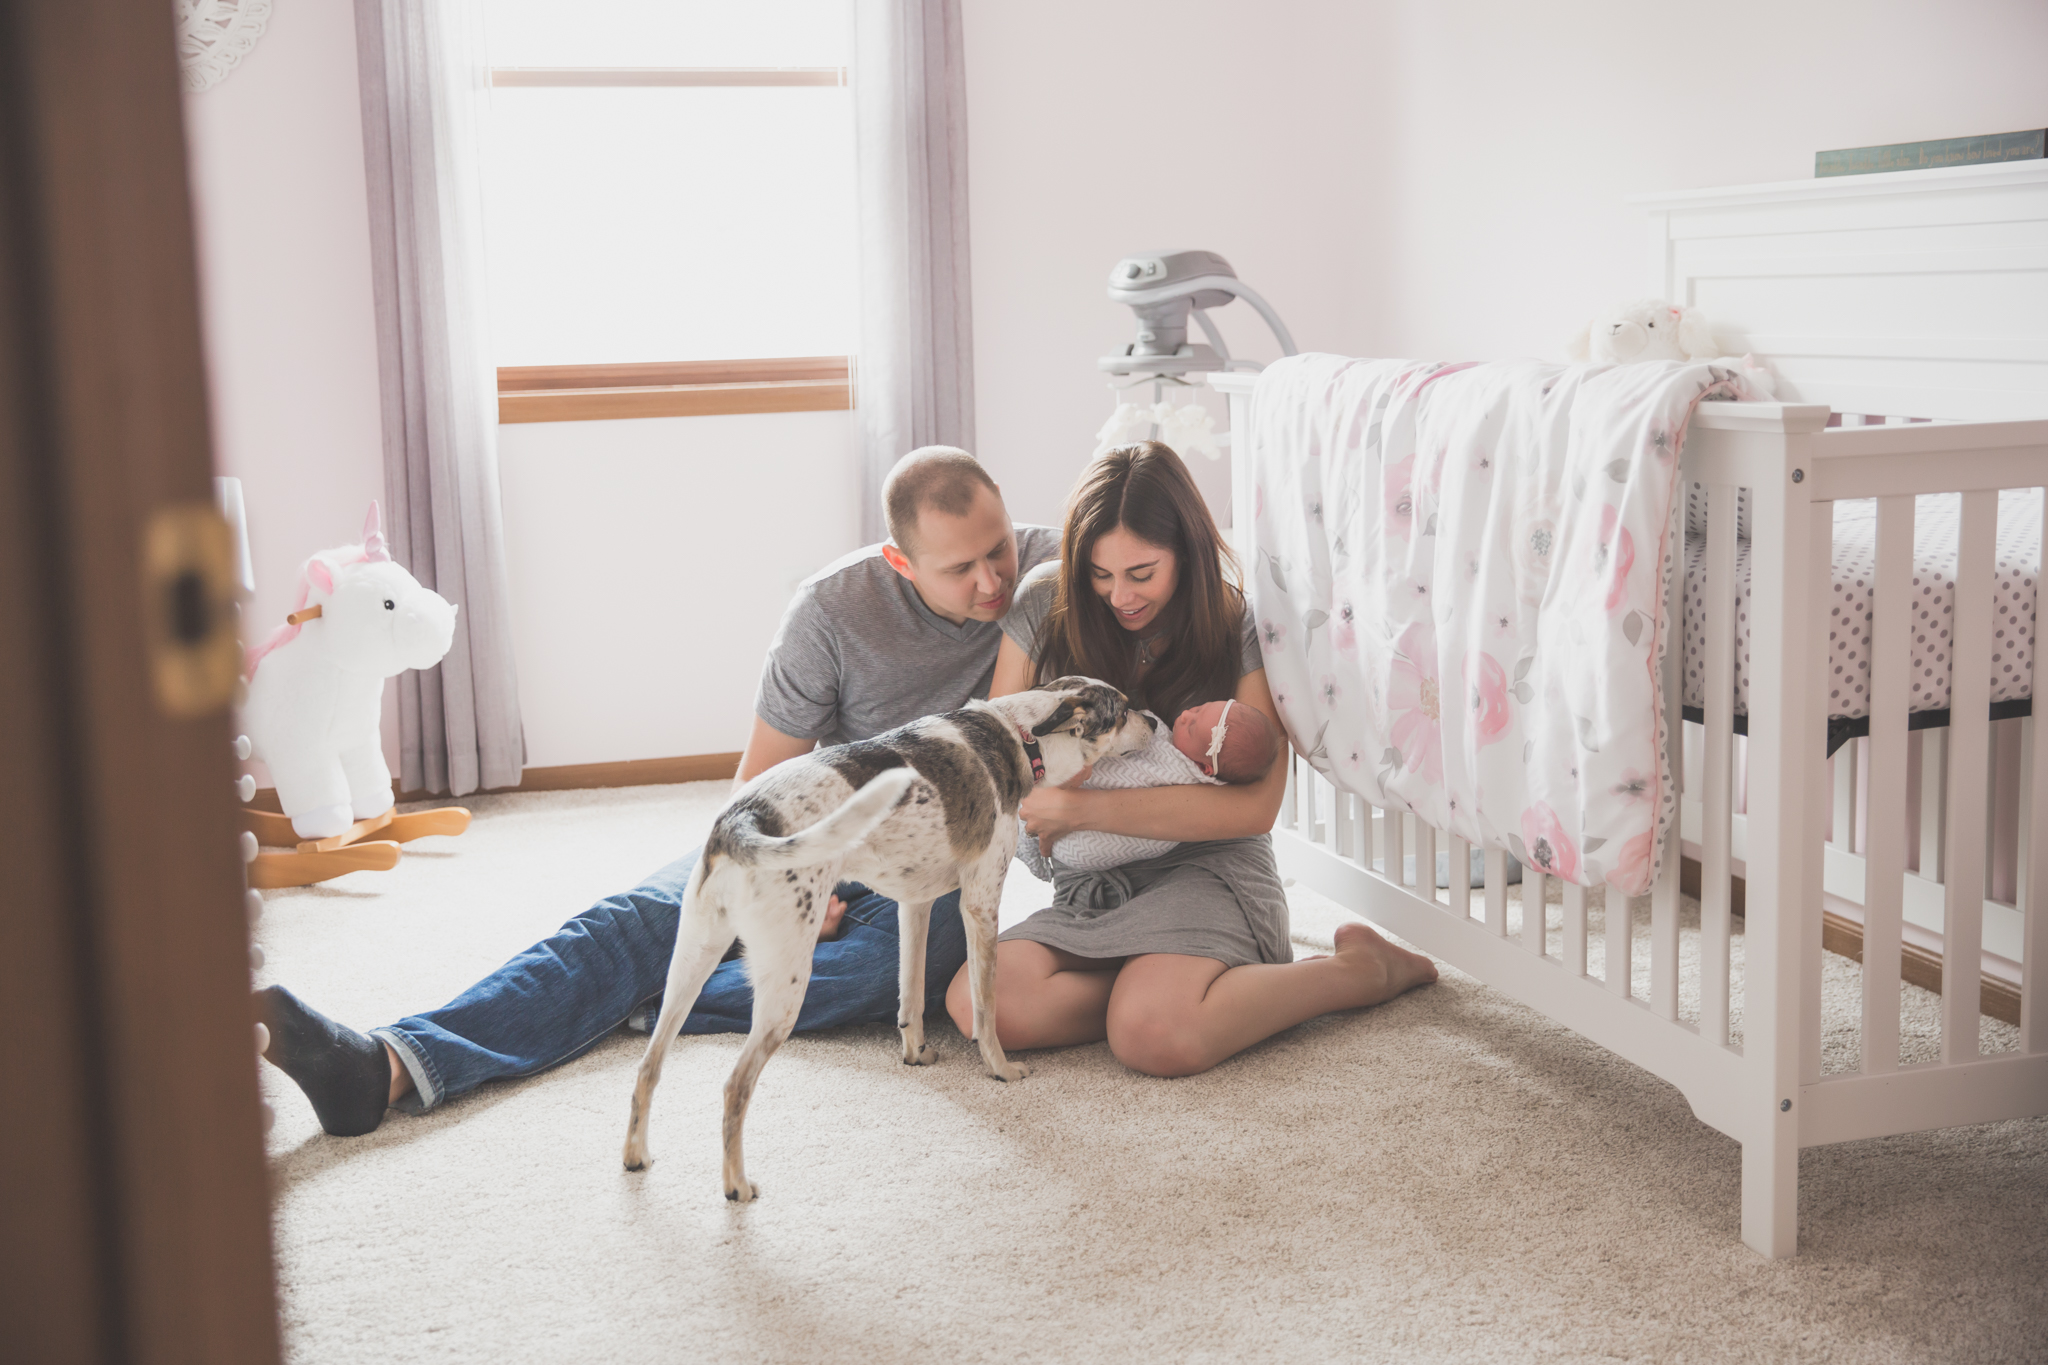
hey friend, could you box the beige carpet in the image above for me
[256,783,2047,1364]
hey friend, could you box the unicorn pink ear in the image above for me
[306,558,334,595]
[362,500,391,562]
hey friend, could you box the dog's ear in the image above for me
[1030,699,1077,737]
[1072,684,1128,739]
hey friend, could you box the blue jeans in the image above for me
[370,848,969,1111]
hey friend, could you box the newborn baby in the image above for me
[1018,699,1279,879]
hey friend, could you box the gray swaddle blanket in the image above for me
[1016,716,1223,879]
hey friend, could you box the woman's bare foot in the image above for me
[1331,919,1438,1003]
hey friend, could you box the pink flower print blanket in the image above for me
[1245,353,1766,894]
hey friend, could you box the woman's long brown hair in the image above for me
[1037,441,1245,720]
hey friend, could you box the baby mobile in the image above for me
[1093,249,1297,458]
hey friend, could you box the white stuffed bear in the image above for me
[1569,298,1777,396]
[242,503,458,840]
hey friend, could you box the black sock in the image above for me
[256,986,391,1137]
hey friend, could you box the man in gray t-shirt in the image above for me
[254,447,1062,1137]
[755,529,1060,753]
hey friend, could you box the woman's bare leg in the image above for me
[945,940,1123,1050]
[1105,921,1437,1077]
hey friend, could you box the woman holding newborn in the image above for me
[944,442,1436,1076]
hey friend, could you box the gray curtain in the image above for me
[355,0,524,796]
[853,0,977,546]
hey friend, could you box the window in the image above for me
[481,0,856,421]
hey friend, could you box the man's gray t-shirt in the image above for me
[754,525,1062,747]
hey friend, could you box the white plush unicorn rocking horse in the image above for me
[239,502,472,889]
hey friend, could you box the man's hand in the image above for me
[820,892,849,940]
[1018,766,1093,857]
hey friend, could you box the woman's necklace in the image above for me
[1136,634,1163,667]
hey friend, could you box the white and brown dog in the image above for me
[621,677,1154,1200]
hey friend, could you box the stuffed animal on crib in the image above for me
[1568,298,1778,396]
[241,503,458,840]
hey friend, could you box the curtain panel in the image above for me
[853,0,977,546]
[355,0,524,796]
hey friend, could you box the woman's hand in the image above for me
[1020,767,1093,855]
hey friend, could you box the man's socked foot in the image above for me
[1333,920,1438,1002]
[255,986,390,1137]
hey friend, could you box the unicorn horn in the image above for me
[362,499,391,562]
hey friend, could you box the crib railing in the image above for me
[1257,399,2048,1257]
[1281,767,1648,1007]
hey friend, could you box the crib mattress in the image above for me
[1680,488,2044,722]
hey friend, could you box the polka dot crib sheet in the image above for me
[1680,488,2043,721]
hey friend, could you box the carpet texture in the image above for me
[256,783,2047,1364]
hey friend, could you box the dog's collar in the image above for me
[1015,724,1046,783]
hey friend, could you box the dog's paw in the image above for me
[724,1180,760,1203]
[622,1136,652,1171]
[988,1060,1031,1083]
[901,1041,940,1066]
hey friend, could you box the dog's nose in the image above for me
[1140,711,1158,731]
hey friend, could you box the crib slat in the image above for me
[1524,870,1548,955]
[1563,881,1588,976]
[1417,820,1438,904]
[1861,494,1915,1075]
[1448,835,1471,918]
[2016,720,2031,928]
[1651,846,1680,1019]
[1700,481,1740,1046]
[1387,806,1405,886]
[1352,797,1371,871]
[1919,730,1946,881]
[1484,849,1508,934]
[1324,782,1343,857]
[2027,700,2048,1053]
[1282,757,1299,833]
[1802,500,1835,1086]
[1653,485,1685,1021]
[1941,490,1998,1063]
[1831,742,1857,849]
[1607,884,1632,997]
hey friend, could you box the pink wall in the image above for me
[184,0,2048,772]
[964,0,2048,528]
[963,1,1384,530]
[1362,0,2048,360]
[183,0,397,779]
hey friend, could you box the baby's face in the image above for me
[1171,700,1234,773]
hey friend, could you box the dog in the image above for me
[621,676,1155,1200]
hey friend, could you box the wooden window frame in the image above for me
[491,67,847,88]
[497,356,853,423]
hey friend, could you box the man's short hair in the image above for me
[883,446,998,558]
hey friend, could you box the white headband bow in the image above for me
[1204,699,1234,774]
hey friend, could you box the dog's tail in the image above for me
[728,768,918,870]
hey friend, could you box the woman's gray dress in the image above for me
[997,563,1292,968]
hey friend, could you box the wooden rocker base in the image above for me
[249,841,401,890]
[241,803,472,890]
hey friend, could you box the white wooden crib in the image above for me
[1209,160,2048,1257]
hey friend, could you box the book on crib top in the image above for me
[1815,129,2045,178]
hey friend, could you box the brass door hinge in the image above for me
[141,502,240,716]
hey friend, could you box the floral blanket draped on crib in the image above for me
[1246,353,1766,895]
